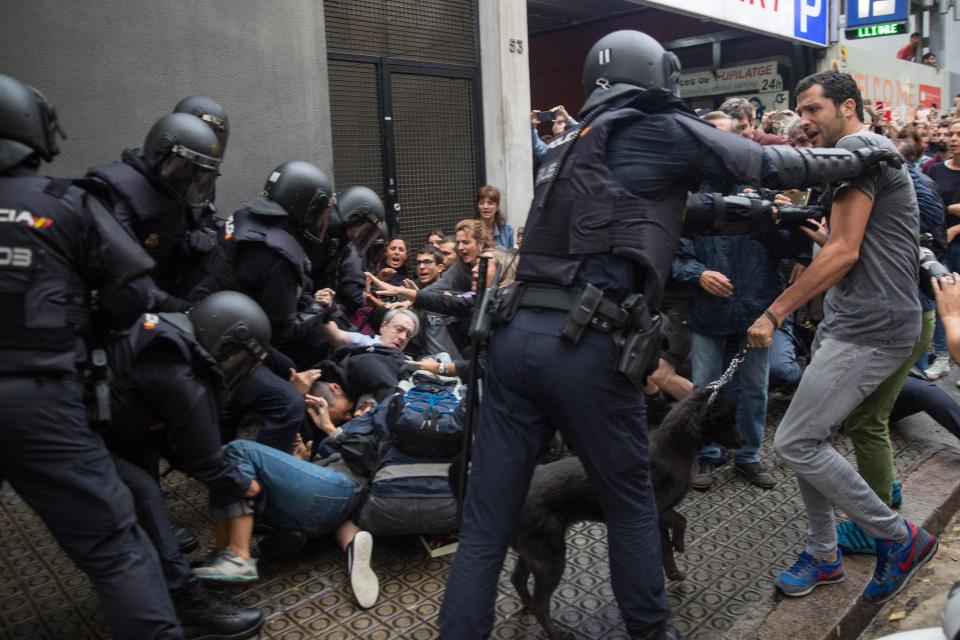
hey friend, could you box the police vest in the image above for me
[106,312,222,428]
[194,207,310,301]
[519,105,690,306]
[86,160,189,287]
[0,176,96,375]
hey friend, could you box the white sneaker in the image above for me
[925,356,950,380]
[192,550,259,582]
[347,531,379,608]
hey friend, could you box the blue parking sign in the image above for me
[846,0,909,27]
[795,0,828,46]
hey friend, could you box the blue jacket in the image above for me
[492,221,515,249]
[672,229,811,336]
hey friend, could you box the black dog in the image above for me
[450,387,739,640]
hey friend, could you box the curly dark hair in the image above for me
[795,71,864,123]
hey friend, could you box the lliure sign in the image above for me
[634,0,828,47]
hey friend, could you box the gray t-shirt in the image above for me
[422,312,464,360]
[818,132,920,348]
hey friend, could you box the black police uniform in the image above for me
[188,202,318,452]
[306,234,366,314]
[85,150,202,311]
[101,312,254,591]
[0,170,182,639]
[437,89,764,639]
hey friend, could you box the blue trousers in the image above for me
[692,332,769,465]
[0,378,181,640]
[437,309,668,638]
[210,440,363,536]
[891,375,960,440]
[114,457,194,592]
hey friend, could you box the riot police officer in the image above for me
[102,291,269,640]
[438,31,904,640]
[85,112,223,311]
[307,185,387,314]
[174,95,229,151]
[0,74,181,639]
[188,160,335,452]
[172,96,231,295]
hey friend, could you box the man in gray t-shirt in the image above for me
[819,132,920,348]
[746,71,936,606]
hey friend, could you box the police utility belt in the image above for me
[485,281,662,388]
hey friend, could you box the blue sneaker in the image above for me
[837,520,876,555]
[891,481,902,509]
[775,550,844,597]
[863,519,938,605]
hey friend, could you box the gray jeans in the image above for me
[773,334,911,559]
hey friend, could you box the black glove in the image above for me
[776,205,825,229]
[853,146,903,171]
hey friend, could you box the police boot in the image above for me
[172,523,200,554]
[631,621,680,640]
[171,579,264,640]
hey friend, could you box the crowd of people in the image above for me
[2,25,960,640]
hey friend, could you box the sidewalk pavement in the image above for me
[1,375,959,639]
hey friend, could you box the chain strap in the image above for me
[705,346,749,407]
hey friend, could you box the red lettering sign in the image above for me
[740,0,780,11]
[918,84,941,108]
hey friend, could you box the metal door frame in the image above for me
[327,52,485,234]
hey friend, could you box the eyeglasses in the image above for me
[416,259,438,266]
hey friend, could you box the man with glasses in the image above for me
[415,244,445,286]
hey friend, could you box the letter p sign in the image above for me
[795,0,827,46]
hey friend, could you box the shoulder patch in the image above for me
[143,313,160,329]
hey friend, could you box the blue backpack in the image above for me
[390,381,463,459]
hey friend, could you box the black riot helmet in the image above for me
[335,186,387,257]
[0,74,67,173]
[262,160,333,240]
[174,96,230,151]
[142,113,222,207]
[582,30,681,102]
[189,291,271,390]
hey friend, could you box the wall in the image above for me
[823,42,949,111]
[0,1,333,216]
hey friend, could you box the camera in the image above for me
[536,111,555,123]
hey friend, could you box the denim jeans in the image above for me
[692,332,769,465]
[210,440,364,538]
[769,323,803,388]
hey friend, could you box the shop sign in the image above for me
[634,0,828,47]
[679,61,784,98]
[845,21,907,39]
[845,0,909,28]
[731,91,792,114]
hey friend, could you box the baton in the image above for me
[456,254,491,526]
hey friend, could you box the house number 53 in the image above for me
[509,39,524,54]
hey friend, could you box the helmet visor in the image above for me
[301,190,332,242]
[350,217,387,257]
[218,340,267,390]
[158,145,221,206]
